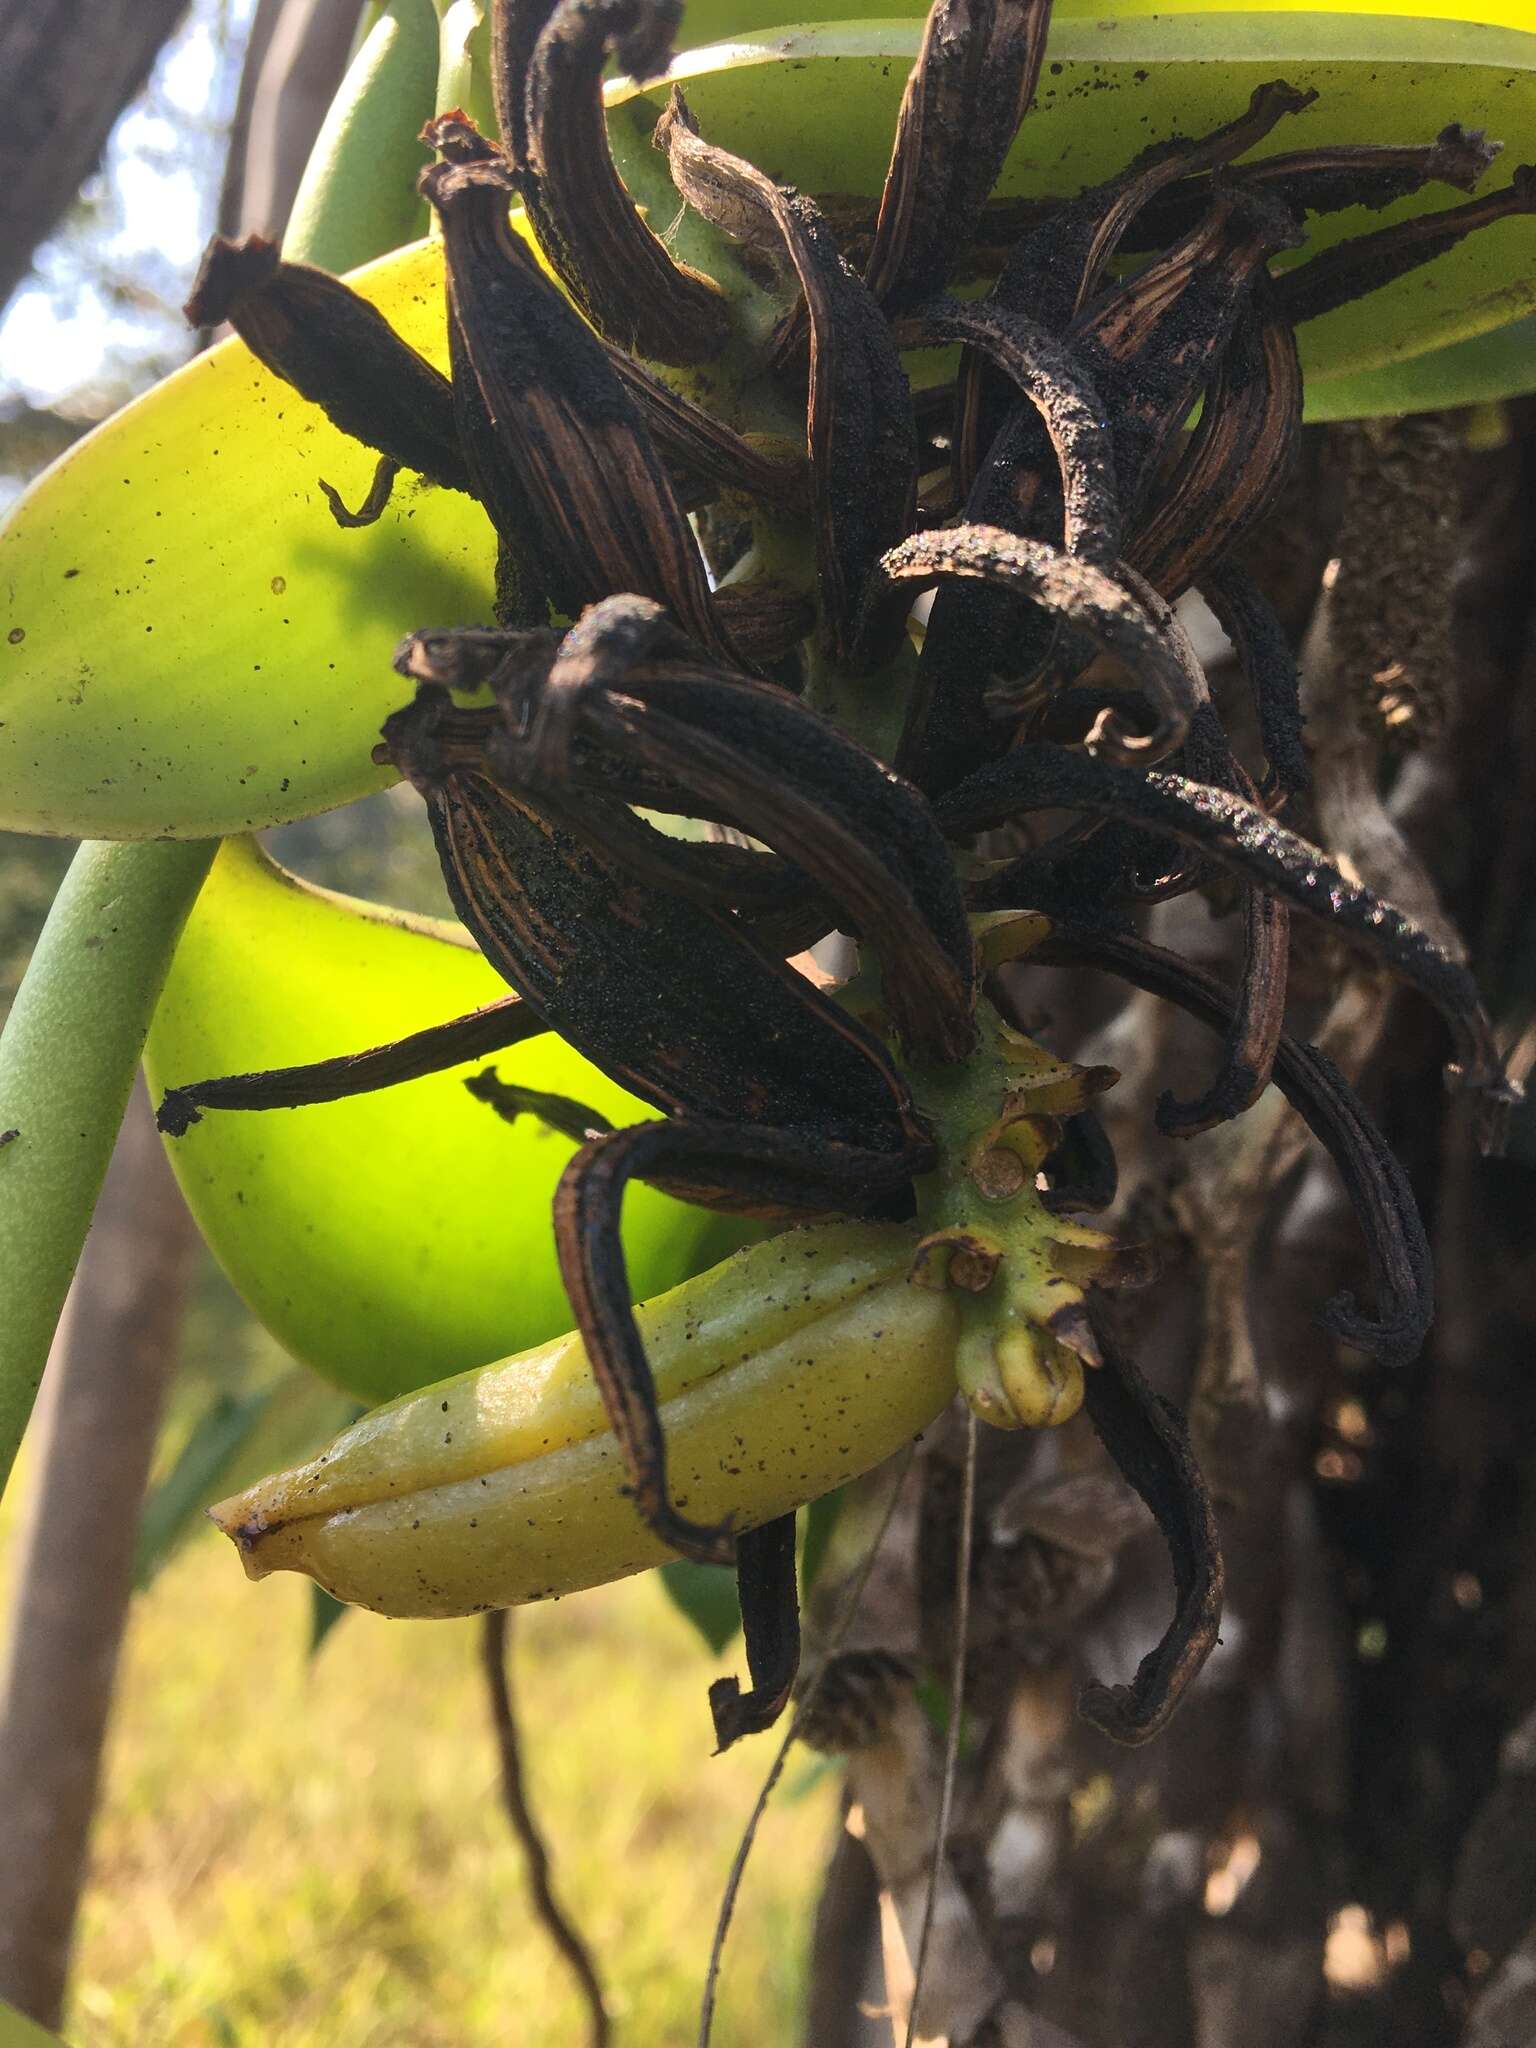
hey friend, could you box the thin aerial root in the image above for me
[1077,1314,1223,1745]
[710,1514,801,1750]
[318,455,401,529]
[698,1447,916,2048]
[1277,163,1536,326]
[944,741,1517,1131]
[481,1612,612,2048]
[184,235,471,493]
[156,996,547,1136]
[903,1408,976,2047]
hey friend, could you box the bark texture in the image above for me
[0,1084,197,2028]
[801,408,1536,2048]
[0,0,191,313]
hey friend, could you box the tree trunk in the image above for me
[801,409,1536,2047]
[217,0,364,243]
[0,1083,197,2029]
[0,0,192,313]
[0,7,366,2023]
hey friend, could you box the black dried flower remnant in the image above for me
[171,0,1525,1749]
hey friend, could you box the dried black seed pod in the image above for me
[167,0,1531,1757]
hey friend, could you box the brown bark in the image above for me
[0,1083,198,2028]
[0,0,192,313]
[802,412,1536,2047]
[219,0,364,243]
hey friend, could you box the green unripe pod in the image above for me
[210,1221,960,1614]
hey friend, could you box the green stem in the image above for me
[284,0,440,273]
[0,840,215,1503]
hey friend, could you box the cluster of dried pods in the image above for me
[163,0,1528,1749]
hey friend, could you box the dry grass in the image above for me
[1,1505,838,2048]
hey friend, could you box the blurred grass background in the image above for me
[0,1459,838,2047]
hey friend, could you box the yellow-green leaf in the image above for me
[142,838,753,1405]
[0,243,493,842]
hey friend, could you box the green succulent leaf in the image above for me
[284,0,441,274]
[308,1582,353,1658]
[626,13,1536,393]
[2,11,1531,842]
[133,1384,281,1590]
[0,242,493,843]
[1306,311,1536,417]
[142,839,756,1405]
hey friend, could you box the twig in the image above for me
[698,1448,918,2048]
[480,1611,611,2048]
[904,1411,977,2048]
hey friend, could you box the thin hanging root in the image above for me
[521,0,733,364]
[945,742,1518,1134]
[863,0,1053,315]
[710,1514,801,1750]
[1277,163,1536,326]
[1131,295,1301,602]
[183,235,472,493]
[1077,1311,1223,1745]
[903,1409,976,2047]
[656,89,918,671]
[1202,558,1310,808]
[155,996,548,1136]
[917,294,1122,561]
[1162,891,1291,1137]
[698,1447,917,2048]
[1129,120,1499,250]
[463,1067,615,1142]
[481,1612,612,2048]
[874,525,1198,760]
[1032,923,1434,1363]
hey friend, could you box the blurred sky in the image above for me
[0,0,255,428]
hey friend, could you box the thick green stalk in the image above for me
[284,0,440,273]
[0,840,214,1502]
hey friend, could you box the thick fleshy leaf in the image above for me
[671,0,1533,50]
[141,838,754,1405]
[1306,311,1536,417]
[4,13,1532,842]
[0,242,494,841]
[621,12,1536,383]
